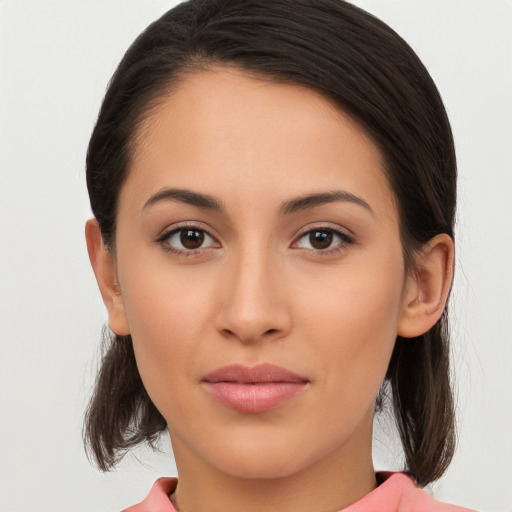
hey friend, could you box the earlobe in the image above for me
[85,218,130,336]
[398,233,454,338]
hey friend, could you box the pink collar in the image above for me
[122,472,474,511]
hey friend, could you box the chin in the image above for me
[205,436,324,481]
[218,455,306,480]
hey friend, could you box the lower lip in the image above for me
[203,382,308,413]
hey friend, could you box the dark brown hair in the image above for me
[84,0,456,486]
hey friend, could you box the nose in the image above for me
[215,247,292,344]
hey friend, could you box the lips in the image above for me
[202,363,310,413]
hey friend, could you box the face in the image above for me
[112,67,412,479]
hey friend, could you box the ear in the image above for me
[85,218,130,336]
[398,233,454,338]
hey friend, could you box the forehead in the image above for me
[123,66,397,220]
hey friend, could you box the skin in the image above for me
[86,67,454,512]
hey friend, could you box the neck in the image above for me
[170,419,377,512]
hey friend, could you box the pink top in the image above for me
[122,472,475,511]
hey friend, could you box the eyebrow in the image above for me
[143,188,225,212]
[143,187,372,215]
[279,190,373,215]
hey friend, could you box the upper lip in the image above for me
[202,363,309,384]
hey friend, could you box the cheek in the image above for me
[119,262,218,408]
[296,257,404,396]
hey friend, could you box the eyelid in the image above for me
[155,222,221,255]
[291,224,354,252]
[154,221,354,256]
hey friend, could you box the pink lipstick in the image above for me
[202,363,309,413]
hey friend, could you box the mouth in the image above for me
[201,363,310,413]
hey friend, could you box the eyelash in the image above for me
[156,224,354,257]
[155,224,219,257]
[292,226,354,255]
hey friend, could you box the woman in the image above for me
[84,0,475,510]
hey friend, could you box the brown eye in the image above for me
[309,230,333,249]
[180,229,205,249]
[294,227,352,252]
[161,227,218,253]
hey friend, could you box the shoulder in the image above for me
[121,477,177,512]
[343,472,476,512]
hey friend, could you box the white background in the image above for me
[0,1,511,511]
